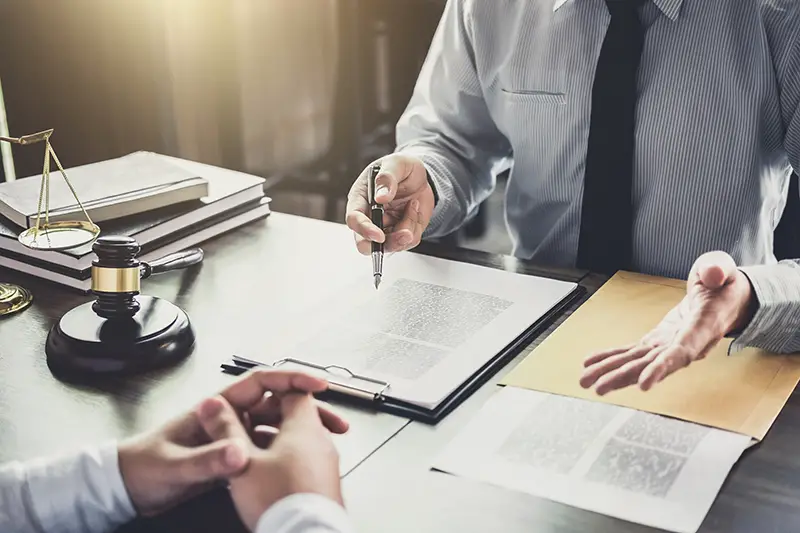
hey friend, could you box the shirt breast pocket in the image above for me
[495,40,569,106]
[499,88,567,106]
[492,86,570,161]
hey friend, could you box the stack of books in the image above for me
[0,152,271,291]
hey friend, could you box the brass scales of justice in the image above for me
[0,128,101,316]
[0,128,201,381]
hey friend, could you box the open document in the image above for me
[248,252,578,412]
[432,387,752,533]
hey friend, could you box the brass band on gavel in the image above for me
[91,265,141,294]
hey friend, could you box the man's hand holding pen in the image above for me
[367,164,385,288]
[345,154,435,265]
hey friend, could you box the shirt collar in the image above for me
[552,0,684,21]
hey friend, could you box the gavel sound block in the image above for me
[46,235,202,380]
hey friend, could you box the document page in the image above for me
[259,252,578,409]
[432,387,752,533]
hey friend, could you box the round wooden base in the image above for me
[46,295,195,381]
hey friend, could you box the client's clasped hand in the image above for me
[117,369,351,531]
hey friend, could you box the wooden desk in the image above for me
[1,213,799,533]
[0,214,409,478]
[341,275,800,533]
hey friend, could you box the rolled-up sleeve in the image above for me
[733,263,800,353]
[395,0,511,238]
[733,10,800,354]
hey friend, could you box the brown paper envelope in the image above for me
[501,271,800,441]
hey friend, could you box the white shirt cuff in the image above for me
[24,441,136,533]
[255,493,354,533]
[732,262,800,353]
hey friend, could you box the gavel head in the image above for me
[90,235,142,319]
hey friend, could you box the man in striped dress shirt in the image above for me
[346,0,800,393]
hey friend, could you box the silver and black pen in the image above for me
[367,164,384,289]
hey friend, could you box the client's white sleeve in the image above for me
[0,442,136,533]
[256,493,356,533]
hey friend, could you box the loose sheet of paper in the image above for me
[432,387,752,533]
[259,252,578,409]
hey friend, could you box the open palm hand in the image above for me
[579,251,756,395]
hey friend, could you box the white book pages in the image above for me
[432,387,752,533]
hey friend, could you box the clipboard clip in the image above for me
[228,355,391,402]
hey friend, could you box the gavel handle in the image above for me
[140,248,204,279]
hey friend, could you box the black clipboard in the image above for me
[220,282,585,424]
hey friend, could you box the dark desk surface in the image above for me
[0,213,408,477]
[1,212,799,533]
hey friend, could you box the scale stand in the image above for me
[0,128,101,317]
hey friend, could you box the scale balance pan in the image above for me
[18,220,101,251]
[0,282,33,316]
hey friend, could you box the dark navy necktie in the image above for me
[577,0,646,274]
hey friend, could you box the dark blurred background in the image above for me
[0,0,509,252]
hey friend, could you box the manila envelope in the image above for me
[501,271,800,441]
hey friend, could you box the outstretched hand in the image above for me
[579,251,757,395]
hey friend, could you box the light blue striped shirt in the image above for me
[395,0,800,354]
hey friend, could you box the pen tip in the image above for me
[374,274,381,289]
